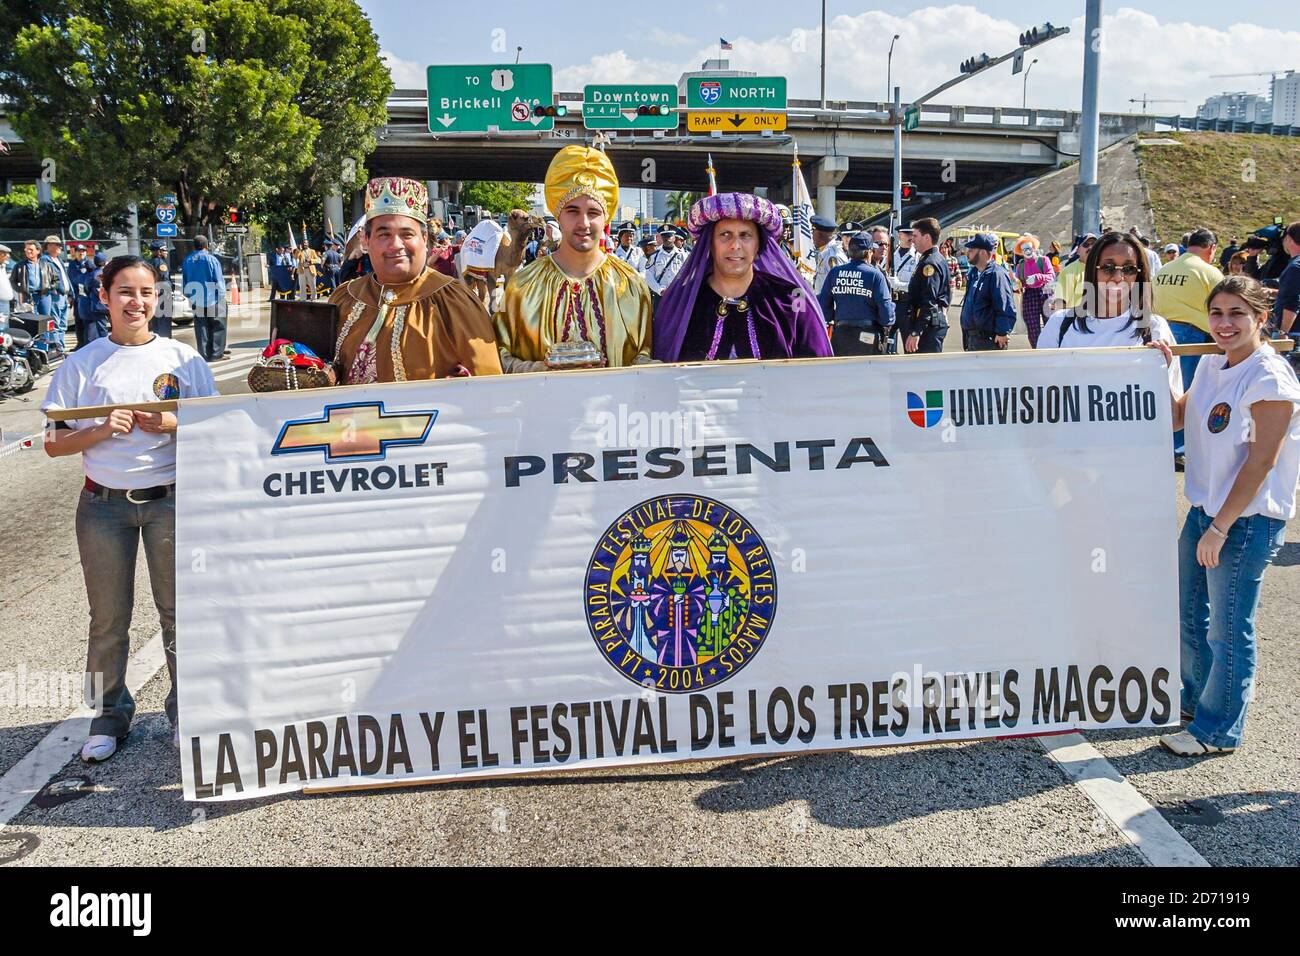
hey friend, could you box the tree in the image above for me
[256,0,392,245]
[1,0,389,237]
[665,191,701,223]
[459,182,537,216]
[836,200,889,224]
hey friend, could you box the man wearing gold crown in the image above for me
[494,146,653,371]
[331,177,502,383]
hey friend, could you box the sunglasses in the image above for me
[1098,263,1140,277]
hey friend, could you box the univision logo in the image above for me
[907,390,944,428]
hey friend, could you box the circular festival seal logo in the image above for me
[1207,402,1232,434]
[584,495,777,694]
[152,373,180,400]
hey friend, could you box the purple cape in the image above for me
[653,220,831,362]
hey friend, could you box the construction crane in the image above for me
[1128,95,1185,114]
[1208,69,1292,89]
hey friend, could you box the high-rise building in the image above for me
[1197,92,1272,124]
[1270,71,1300,126]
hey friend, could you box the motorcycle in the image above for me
[4,309,60,375]
[0,325,35,395]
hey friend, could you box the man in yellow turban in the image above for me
[494,146,654,371]
[332,177,502,383]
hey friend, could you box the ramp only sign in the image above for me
[427,64,555,133]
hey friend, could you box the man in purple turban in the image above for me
[653,192,833,362]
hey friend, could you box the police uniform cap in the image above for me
[838,220,864,236]
[848,232,877,253]
[149,240,167,250]
[810,215,837,232]
[964,233,997,252]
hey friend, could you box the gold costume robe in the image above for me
[331,268,502,383]
[494,254,654,372]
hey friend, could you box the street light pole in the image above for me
[892,85,902,234]
[820,0,827,109]
[1022,58,1038,109]
[887,34,900,103]
[1073,0,1103,237]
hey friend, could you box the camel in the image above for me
[462,209,544,312]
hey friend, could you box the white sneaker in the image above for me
[80,734,118,763]
[1159,731,1233,756]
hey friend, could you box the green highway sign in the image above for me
[427,64,555,134]
[686,76,787,111]
[903,106,920,131]
[582,84,678,130]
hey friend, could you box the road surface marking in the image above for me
[1039,732,1208,867]
[0,632,167,831]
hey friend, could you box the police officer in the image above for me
[612,223,645,271]
[886,227,920,354]
[818,232,896,355]
[812,214,847,294]
[902,217,951,353]
[645,226,685,311]
[637,236,658,277]
[147,240,173,337]
[69,243,97,350]
[838,220,863,254]
[958,233,1017,351]
[321,239,343,295]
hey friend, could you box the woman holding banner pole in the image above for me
[1036,231,1183,397]
[1152,276,1300,755]
[41,256,217,763]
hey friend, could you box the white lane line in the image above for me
[0,632,167,831]
[1039,732,1209,867]
[212,354,261,382]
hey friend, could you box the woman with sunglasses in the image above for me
[42,256,217,763]
[1151,277,1300,755]
[1037,231,1183,397]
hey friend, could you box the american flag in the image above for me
[719,38,733,51]
[790,147,816,281]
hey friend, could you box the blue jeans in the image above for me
[1178,506,1284,749]
[75,488,178,738]
[1168,321,1210,455]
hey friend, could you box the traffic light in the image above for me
[227,206,239,225]
[900,182,916,202]
[533,104,568,117]
[1019,22,1065,46]
[636,105,670,116]
[960,53,992,74]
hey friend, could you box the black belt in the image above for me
[84,477,173,503]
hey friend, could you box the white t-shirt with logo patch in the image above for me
[42,335,217,489]
[1184,345,1300,520]
[1038,309,1184,397]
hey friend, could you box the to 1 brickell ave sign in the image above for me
[427,64,556,134]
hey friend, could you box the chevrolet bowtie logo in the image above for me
[272,402,437,464]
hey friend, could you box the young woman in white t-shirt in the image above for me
[1152,276,1300,756]
[42,256,217,763]
[1037,231,1184,399]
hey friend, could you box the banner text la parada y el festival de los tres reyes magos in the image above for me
[174,348,1178,800]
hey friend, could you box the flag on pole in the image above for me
[301,221,309,247]
[287,221,298,251]
[790,146,816,281]
[719,38,734,51]
[706,154,718,197]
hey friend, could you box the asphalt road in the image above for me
[0,294,1295,867]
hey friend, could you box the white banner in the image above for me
[176,350,1179,801]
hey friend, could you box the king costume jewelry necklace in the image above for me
[707,294,760,361]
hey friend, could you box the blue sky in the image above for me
[364,3,1297,113]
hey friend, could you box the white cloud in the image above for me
[544,8,1300,115]
[649,28,696,48]
[381,50,426,89]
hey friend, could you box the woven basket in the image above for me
[248,359,336,392]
